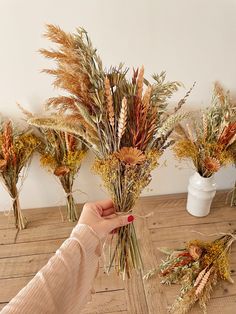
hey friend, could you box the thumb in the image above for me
[103,214,134,234]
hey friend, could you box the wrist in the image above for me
[70,224,102,257]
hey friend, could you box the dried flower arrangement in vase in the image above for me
[0,119,39,229]
[29,24,193,277]
[19,106,87,222]
[173,83,236,217]
[144,231,236,314]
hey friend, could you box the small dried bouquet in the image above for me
[39,128,87,221]
[144,231,236,314]
[29,24,192,277]
[0,119,39,229]
[173,83,236,178]
[19,105,87,222]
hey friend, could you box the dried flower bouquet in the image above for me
[0,120,39,229]
[19,106,87,222]
[29,24,192,277]
[144,231,236,314]
[40,128,87,221]
[173,83,236,178]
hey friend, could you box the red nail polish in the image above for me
[128,215,134,223]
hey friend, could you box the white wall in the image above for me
[0,0,236,210]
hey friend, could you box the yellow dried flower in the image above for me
[173,139,198,161]
[64,150,86,168]
[145,149,161,170]
[0,159,7,171]
[40,154,57,168]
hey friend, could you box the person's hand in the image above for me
[78,200,134,239]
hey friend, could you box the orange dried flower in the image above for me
[54,165,70,176]
[189,245,202,260]
[204,157,220,173]
[115,147,146,165]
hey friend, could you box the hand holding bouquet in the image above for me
[29,25,193,277]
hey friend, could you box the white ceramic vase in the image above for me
[186,172,216,217]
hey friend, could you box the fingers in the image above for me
[83,200,114,217]
[102,214,134,234]
[95,199,114,210]
[102,207,115,217]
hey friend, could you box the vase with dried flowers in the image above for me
[173,83,236,217]
[0,119,39,229]
[28,24,193,277]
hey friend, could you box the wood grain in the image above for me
[82,290,127,314]
[0,190,235,314]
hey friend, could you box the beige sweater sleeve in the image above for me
[1,224,101,314]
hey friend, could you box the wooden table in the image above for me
[0,191,236,313]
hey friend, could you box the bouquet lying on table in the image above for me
[144,231,236,314]
[29,24,194,277]
[0,119,39,229]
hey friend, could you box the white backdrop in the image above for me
[0,0,236,210]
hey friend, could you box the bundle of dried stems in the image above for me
[144,231,236,314]
[0,119,39,229]
[29,24,193,277]
[19,106,87,222]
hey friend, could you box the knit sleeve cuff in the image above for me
[70,224,102,257]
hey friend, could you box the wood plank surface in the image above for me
[82,290,127,314]
[0,191,235,314]
[0,239,65,258]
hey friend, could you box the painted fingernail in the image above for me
[128,215,134,223]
